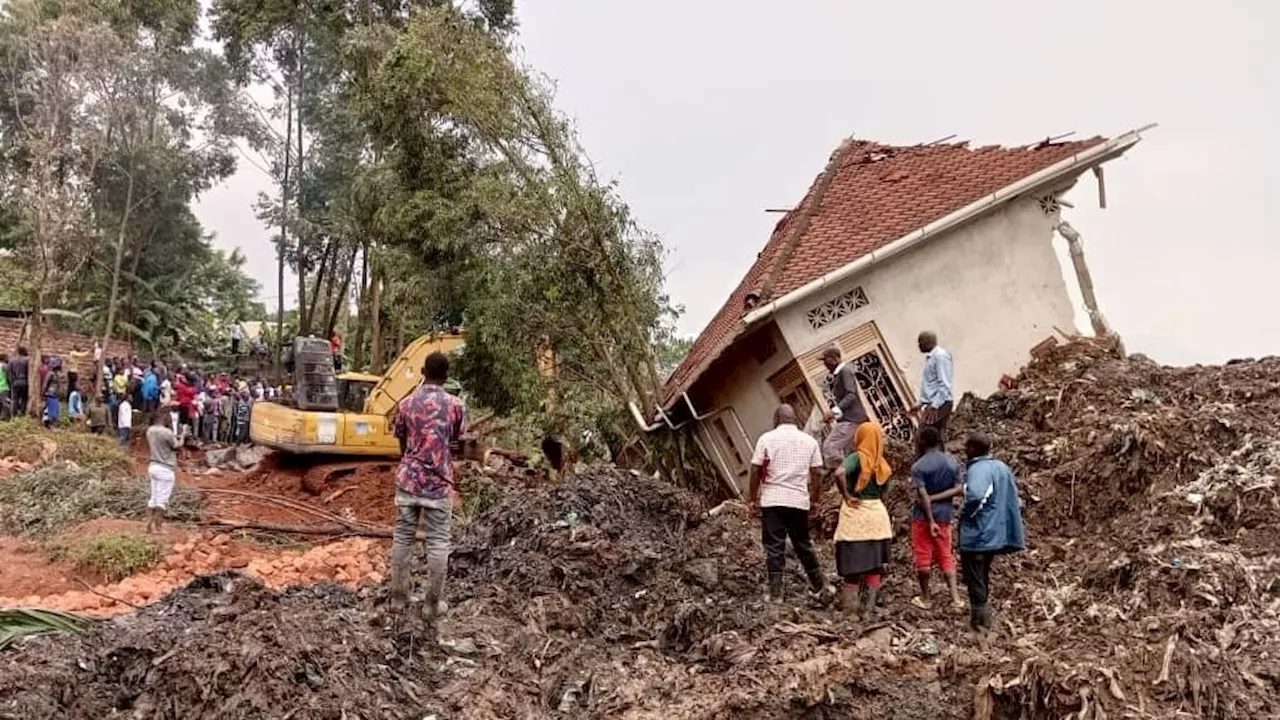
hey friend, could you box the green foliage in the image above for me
[62,531,162,581]
[0,608,93,650]
[0,0,262,367]
[366,7,676,433]
[456,474,502,524]
[0,462,204,537]
[655,336,695,381]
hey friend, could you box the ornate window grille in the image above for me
[1036,194,1061,215]
[805,287,869,330]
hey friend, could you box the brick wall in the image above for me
[0,317,131,377]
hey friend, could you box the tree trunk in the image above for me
[352,244,368,371]
[297,253,309,335]
[293,28,307,334]
[369,257,383,374]
[304,238,333,335]
[276,56,296,377]
[99,172,135,392]
[26,292,44,417]
[325,244,355,337]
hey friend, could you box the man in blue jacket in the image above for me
[954,432,1025,633]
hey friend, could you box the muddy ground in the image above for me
[1,339,1278,718]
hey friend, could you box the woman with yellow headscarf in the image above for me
[833,420,893,618]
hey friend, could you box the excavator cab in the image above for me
[336,372,379,412]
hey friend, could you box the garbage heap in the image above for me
[1,339,1277,719]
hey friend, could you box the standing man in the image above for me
[8,346,30,418]
[42,358,64,428]
[916,331,954,441]
[909,425,963,610]
[748,404,830,603]
[141,366,159,414]
[230,321,244,356]
[387,351,466,622]
[87,395,108,435]
[144,409,180,534]
[820,347,869,470]
[948,432,1025,633]
[117,394,133,446]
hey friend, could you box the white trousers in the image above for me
[148,463,176,509]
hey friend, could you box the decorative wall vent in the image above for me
[805,286,869,330]
[1036,194,1061,215]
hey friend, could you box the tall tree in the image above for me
[0,0,121,412]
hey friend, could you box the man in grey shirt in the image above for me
[145,409,181,534]
[820,347,869,468]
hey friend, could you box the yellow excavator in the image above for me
[249,329,471,488]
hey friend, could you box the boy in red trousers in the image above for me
[910,425,963,609]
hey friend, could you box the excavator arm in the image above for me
[362,329,467,416]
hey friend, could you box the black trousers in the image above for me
[961,551,993,608]
[11,384,27,418]
[924,400,954,442]
[761,506,822,580]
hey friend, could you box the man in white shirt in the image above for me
[748,404,830,602]
[117,397,133,446]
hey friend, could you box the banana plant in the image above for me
[0,607,94,650]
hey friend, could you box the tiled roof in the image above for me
[662,134,1109,407]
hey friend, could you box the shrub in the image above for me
[65,532,161,581]
[0,462,204,537]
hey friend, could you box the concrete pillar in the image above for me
[1056,220,1125,355]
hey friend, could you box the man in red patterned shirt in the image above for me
[387,351,466,620]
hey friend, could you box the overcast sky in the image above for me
[195,0,1277,366]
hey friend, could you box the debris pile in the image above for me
[0,575,425,719]
[0,340,1277,719]
[951,338,1280,718]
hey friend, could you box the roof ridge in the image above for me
[755,137,857,302]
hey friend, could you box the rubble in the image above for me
[0,339,1277,718]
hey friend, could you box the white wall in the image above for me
[773,196,1078,398]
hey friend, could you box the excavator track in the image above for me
[300,460,397,496]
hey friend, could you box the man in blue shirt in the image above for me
[909,425,963,610]
[952,432,1026,633]
[916,331,954,441]
[141,368,159,413]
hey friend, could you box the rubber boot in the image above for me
[766,573,784,603]
[805,568,830,601]
[860,587,880,621]
[972,604,993,634]
[839,585,859,616]
[423,556,448,622]
[387,562,411,612]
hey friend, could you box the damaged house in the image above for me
[656,126,1152,493]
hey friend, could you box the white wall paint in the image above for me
[774,196,1078,398]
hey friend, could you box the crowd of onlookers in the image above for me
[0,343,286,447]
